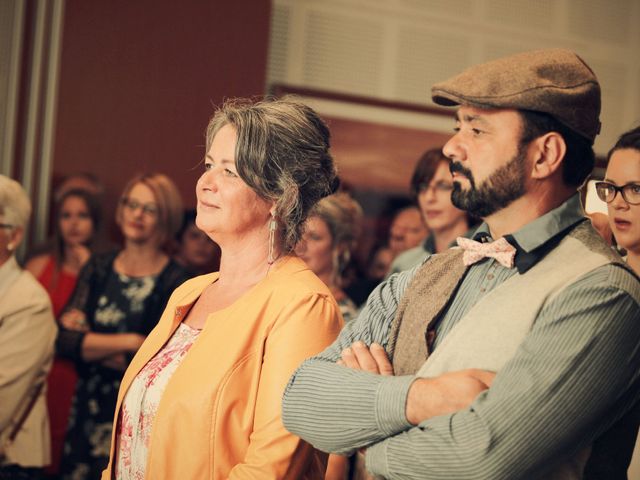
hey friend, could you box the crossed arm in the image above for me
[282,265,640,479]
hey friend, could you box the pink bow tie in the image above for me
[456,236,516,268]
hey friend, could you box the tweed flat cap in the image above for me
[431,48,601,143]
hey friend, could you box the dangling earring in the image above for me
[267,215,278,265]
[7,243,14,252]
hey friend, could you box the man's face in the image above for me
[443,106,529,218]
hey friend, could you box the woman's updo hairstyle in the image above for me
[205,97,338,251]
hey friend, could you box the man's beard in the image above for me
[450,146,528,218]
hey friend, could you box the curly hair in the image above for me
[205,97,338,251]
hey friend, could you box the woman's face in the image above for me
[196,124,273,244]
[119,182,161,245]
[605,148,640,253]
[417,161,467,234]
[295,216,335,278]
[59,195,94,247]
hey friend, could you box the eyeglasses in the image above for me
[418,181,454,194]
[120,197,159,216]
[595,181,640,205]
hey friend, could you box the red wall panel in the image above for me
[52,0,271,238]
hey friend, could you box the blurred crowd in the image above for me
[1,49,640,480]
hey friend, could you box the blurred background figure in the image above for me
[0,175,57,479]
[387,205,428,258]
[53,172,104,204]
[343,243,393,308]
[25,188,102,477]
[173,209,221,275]
[296,192,363,322]
[56,173,190,479]
[366,244,394,282]
[388,148,474,275]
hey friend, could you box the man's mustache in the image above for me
[449,161,473,180]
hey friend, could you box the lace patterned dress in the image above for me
[115,322,201,479]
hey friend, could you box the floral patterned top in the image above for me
[115,322,200,480]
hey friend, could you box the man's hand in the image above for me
[337,341,394,376]
[406,369,495,425]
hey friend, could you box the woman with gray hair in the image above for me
[0,175,56,479]
[102,97,343,479]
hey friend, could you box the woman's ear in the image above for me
[529,132,567,180]
[7,226,24,251]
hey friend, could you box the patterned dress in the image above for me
[115,322,200,479]
[62,272,157,480]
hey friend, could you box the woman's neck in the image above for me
[216,232,282,290]
[116,242,168,276]
[433,219,470,253]
[62,244,91,274]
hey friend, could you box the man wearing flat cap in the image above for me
[283,49,640,479]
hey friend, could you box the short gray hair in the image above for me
[206,97,337,251]
[0,175,31,229]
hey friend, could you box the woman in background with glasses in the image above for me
[595,126,640,480]
[57,173,191,479]
[596,126,640,273]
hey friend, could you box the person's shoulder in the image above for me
[585,262,640,303]
[8,269,53,313]
[271,256,332,297]
[24,253,52,278]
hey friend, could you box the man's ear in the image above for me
[529,132,567,180]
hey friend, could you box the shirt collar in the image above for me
[471,194,587,274]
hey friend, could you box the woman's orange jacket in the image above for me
[102,256,343,479]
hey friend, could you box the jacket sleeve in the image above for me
[0,280,56,432]
[227,292,343,479]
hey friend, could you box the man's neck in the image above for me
[484,187,574,239]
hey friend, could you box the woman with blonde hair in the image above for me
[58,173,191,479]
[0,175,56,479]
[296,192,363,322]
[102,98,343,479]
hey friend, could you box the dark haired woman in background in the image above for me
[25,188,101,477]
